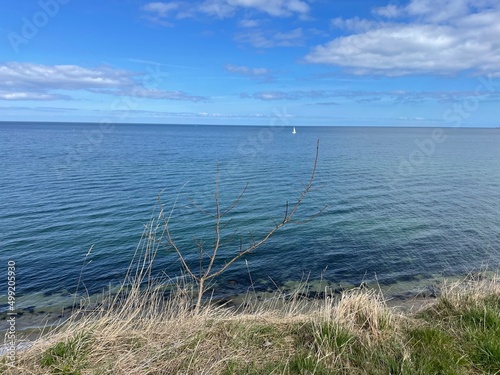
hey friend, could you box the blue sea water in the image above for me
[1,122,500,312]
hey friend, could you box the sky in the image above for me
[0,0,499,126]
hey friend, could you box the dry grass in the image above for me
[2,273,500,374]
[437,272,500,310]
[1,284,393,374]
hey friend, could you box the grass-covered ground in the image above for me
[2,274,500,374]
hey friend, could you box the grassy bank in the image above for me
[2,274,500,374]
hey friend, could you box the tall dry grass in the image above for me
[3,270,500,374]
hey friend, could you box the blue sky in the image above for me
[1,0,499,126]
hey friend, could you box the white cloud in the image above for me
[0,62,206,101]
[235,28,304,48]
[197,0,236,18]
[372,4,399,18]
[238,18,260,27]
[225,64,269,77]
[0,63,133,89]
[305,0,500,76]
[141,1,181,25]
[273,27,304,45]
[331,16,380,32]
[226,0,310,17]
[0,92,68,101]
[0,63,134,100]
[114,87,206,101]
[141,0,310,22]
[240,88,500,102]
[373,0,491,23]
[142,2,180,17]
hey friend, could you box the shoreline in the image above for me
[2,270,492,346]
[0,286,438,364]
[1,278,442,337]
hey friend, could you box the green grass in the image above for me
[39,332,93,375]
[406,326,466,374]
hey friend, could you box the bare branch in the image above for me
[220,218,233,231]
[194,238,205,268]
[186,196,214,217]
[283,201,289,224]
[196,239,204,279]
[157,140,322,311]
[286,139,320,221]
[204,164,222,278]
[222,226,239,246]
[157,194,197,282]
[207,139,321,281]
[207,221,283,281]
[221,182,249,217]
[292,204,328,225]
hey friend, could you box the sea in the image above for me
[1,122,500,315]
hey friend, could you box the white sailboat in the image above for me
[292,126,296,134]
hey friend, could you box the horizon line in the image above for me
[0,120,498,129]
